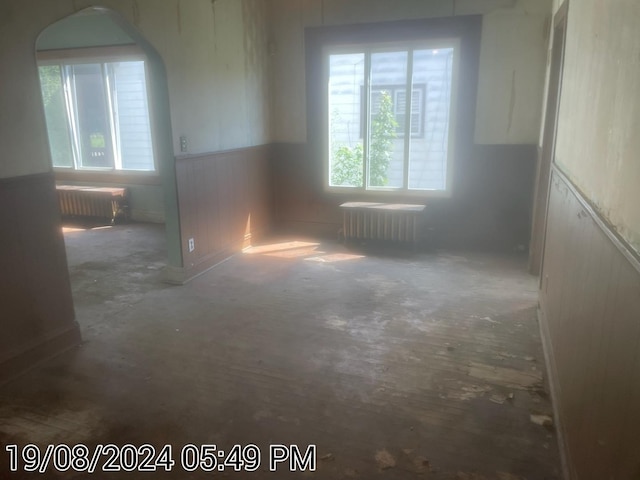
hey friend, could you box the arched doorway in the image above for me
[36,7,182,312]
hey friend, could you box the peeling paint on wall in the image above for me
[132,0,140,27]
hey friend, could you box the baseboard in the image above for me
[537,305,573,480]
[164,229,267,285]
[164,249,235,285]
[0,323,81,386]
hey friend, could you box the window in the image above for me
[327,43,457,192]
[39,59,155,172]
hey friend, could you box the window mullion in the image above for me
[63,65,81,170]
[103,63,120,170]
[403,49,414,190]
[363,51,371,189]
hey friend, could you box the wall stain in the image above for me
[132,0,141,27]
[177,0,182,35]
[507,70,516,134]
[211,0,218,52]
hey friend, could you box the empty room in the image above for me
[1,1,639,479]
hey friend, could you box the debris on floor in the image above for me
[530,413,554,428]
[375,449,396,470]
[0,229,561,479]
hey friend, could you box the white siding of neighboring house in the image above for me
[329,47,453,190]
[112,61,155,171]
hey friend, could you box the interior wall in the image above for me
[553,0,640,255]
[37,0,271,260]
[0,1,79,384]
[31,0,270,156]
[171,146,272,284]
[127,0,271,154]
[538,1,640,478]
[268,0,550,145]
[474,2,550,144]
[267,0,551,248]
[540,168,640,480]
[0,174,81,385]
[0,0,271,380]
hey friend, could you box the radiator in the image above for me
[56,185,128,224]
[339,202,425,245]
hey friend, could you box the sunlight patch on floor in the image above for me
[244,239,365,263]
[243,240,320,255]
[62,225,113,233]
[306,253,365,263]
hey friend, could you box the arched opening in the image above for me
[35,7,182,308]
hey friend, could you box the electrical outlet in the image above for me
[188,238,195,252]
[180,135,188,153]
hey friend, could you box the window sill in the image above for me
[54,169,161,186]
[325,186,452,200]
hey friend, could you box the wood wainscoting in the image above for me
[270,142,537,250]
[0,172,80,384]
[539,165,640,480]
[172,145,272,283]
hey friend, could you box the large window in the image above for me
[327,42,457,192]
[39,59,155,172]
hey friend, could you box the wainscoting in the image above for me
[0,172,80,384]
[539,166,640,480]
[172,145,272,283]
[271,142,537,250]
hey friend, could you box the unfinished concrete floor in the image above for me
[0,223,561,479]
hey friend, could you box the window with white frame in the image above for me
[38,59,155,172]
[327,42,457,192]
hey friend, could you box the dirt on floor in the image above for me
[0,225,561,479]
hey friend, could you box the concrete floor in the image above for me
[0,223,561,479]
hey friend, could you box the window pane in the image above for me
[39,66,73,168]
[395,88,424,137]
[328,53,364,187]
[368,51,407,188]
[408,48,454,190]
[111,61,155,171]
[70,64,114,169]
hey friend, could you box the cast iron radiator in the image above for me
[339,202,425,245]
[56,185,128,224]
